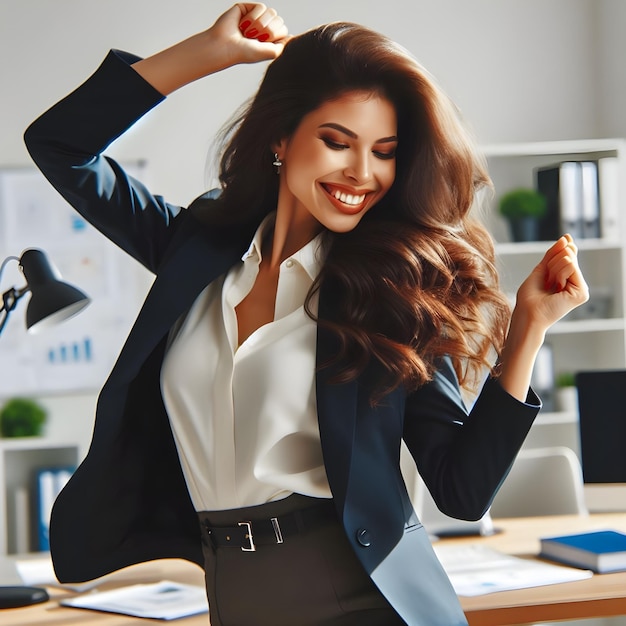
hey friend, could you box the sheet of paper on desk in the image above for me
[60,580,209,620]
[433,544,593,596]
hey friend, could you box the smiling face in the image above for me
[274,91,398,237]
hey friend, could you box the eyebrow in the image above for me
[318,123,398,144]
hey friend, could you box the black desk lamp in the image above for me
[0,248,90,336]
[0,248,90,608]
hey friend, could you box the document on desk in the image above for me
[433,544,593,596]
[60,581,209,620]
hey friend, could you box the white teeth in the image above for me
[332,189,366,205]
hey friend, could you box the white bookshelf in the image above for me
[0,437,79,554]
[481,138,626,453]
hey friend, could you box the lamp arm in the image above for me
[2,285,29,312]
[0,255,28,336]
[0,306,9,336]
[0,255,20,282]
[0,287,29,335]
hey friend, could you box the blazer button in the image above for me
[356,528,372,547]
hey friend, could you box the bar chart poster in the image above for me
[0,165,153,396]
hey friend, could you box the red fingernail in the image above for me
[257,33,269,42]
[247,28,259,38]
[240,20,251,31]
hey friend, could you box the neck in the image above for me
[267,198,323,269]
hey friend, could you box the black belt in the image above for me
[202,501,337,552]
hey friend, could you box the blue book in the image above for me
[36,466,75,551]
[540,530,626,573]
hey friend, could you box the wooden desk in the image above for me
[2,513,625,625]
[456,512,626,625]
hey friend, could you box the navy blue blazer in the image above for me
[24,50,540,625]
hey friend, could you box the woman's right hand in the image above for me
[131,3,288,95]
[211,3,289,66]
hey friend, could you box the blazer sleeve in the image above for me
[403,356,541,520]
[24,49,184,273]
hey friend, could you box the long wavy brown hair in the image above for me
[199,22,511,402]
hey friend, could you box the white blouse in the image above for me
[160,216,332,511]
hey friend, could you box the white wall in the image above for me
[596,0,626,139]
[0,0,622,456]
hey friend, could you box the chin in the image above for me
[321,216,365,233]
[316,205,371,233]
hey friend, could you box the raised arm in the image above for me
[403,236,588,519]
[131,3,289,95]
[24,3,288,271]
[498,234,589,400]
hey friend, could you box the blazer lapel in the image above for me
[315,280,358,509]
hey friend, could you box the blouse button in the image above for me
[285,259,294,268]
[356,528,372,547]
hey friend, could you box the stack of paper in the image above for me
[60,581,209,620]
[433,543,592,597]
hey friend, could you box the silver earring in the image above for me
[272,153,283,174]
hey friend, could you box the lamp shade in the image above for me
[19,249,91,333]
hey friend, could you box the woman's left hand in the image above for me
[497,235,588,400]
[515,234,589,332]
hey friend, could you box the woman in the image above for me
[24,4,588,625]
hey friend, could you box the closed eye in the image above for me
[321,136,349,150]
[373,149,396,160]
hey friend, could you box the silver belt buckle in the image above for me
[238,521,256,552]
[271,517,284,544]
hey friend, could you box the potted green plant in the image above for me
[498,187,547,242]
[0,397,47,438]
[555,372,578,413]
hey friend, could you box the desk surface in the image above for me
[455,512,626,625]
[2,513,626,625]
[2,558,208,626]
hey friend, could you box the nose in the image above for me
[343,150,372,184]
